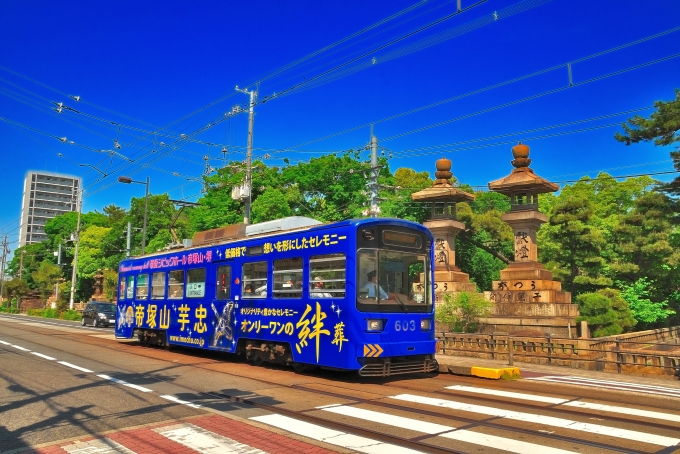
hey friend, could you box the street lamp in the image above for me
[118,176,150,255]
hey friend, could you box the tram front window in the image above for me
[357,249,431,313]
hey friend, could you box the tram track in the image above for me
[3,317,679,454]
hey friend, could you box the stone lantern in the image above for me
[486,143,578,336]
[411,157,477,301]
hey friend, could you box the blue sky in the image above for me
[1,0,679,251]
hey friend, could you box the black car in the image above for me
[81,302,117,328]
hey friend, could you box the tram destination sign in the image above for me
[382,230,421,249]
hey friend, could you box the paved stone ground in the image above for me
[15,415,338,454]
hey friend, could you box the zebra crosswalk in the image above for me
[34,380,680,454]
[524,374,680,398]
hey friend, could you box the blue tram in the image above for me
[115,216,438,376]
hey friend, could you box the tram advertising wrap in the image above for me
[115,217,438,376]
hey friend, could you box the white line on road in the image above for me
[390,394,680,447]
[30,352,56,360]
[441,430,579,454]
[97,374,153,393]
[160,395,202,409]
[525,376,680,398]
[58,361,94,373]
[445,385,680,422]
[318,404,454,434]
[0,340,10,345]
[250,413,423,454]
[11,344,30,351]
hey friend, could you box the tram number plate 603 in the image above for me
[394,320,416,331]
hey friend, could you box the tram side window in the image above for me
[216,266,231,299]
[273,257,302,298]
[119,278,126,300]
[136,274,149,300]
[126,276,134,300]
[242,261,267,298]
[310,253,346,298]
[168,270,184,298]
[187,268,206,298]
[151,272,165,299]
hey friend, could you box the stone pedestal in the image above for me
[424,219,478,303]
[483,143,579,337]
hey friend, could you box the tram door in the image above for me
[210,262,236,351]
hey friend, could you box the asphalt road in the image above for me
[1,314,679,454]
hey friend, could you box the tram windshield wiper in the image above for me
[394,293,409,313]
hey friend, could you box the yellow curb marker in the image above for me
[471,366,521,380]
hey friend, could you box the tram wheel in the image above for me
[292,362,310,373]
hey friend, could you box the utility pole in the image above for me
[69,189,83,310]
[0,236,8,306]
[126,221,132,257]
[18,250,25,279]
[367,129,381,218]
[235,85,257,224]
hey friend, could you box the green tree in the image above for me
[435,291,493,333]
[281,152,369,222]
[381,167,438,223]
[576,288,636,337]
[619,277,675,328]
[31,261,62,301]
[251,189,292,223]
[615,89,680,196]
[610,192,679,284]
[103,204,127,223]
[455,191,513,291]
[541,197,610,295]
[2,278,30,309]
[78,226,112,279]
[5,242,51,288]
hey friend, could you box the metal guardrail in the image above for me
[437,327,680,378]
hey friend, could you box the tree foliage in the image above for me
[619,277,675,328]
[435,291,493,333]
[576,288,636,337]
[615,88,680,196]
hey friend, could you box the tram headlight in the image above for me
[420,318,432,331]
[366,319,384,332]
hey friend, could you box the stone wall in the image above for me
[436,326,680,379]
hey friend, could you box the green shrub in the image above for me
[576,288,636,337]
[60,310,82,321]
[435,291,492,333]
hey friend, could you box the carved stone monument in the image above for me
[411,157,478,303]
[484,142,579,336]
[90,269,108,302]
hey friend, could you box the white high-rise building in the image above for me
[18,171,81,247]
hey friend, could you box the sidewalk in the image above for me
[435,353,680,389]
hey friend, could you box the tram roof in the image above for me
[121,217,426,262]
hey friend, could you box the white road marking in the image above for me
[318,404,453,434]
[97,374,153,393]
[58,361,94,373]
[11,344,30,351]
[160,394,202,409]
[390,394,680,447]
[525,376,680,398]
[445,385,680,423]
[441,430,578,454]
[250,414,422,454]
[0,340,10,345]
[31,352,56,360]
[446,385,567,404]
[157,423,265,454]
